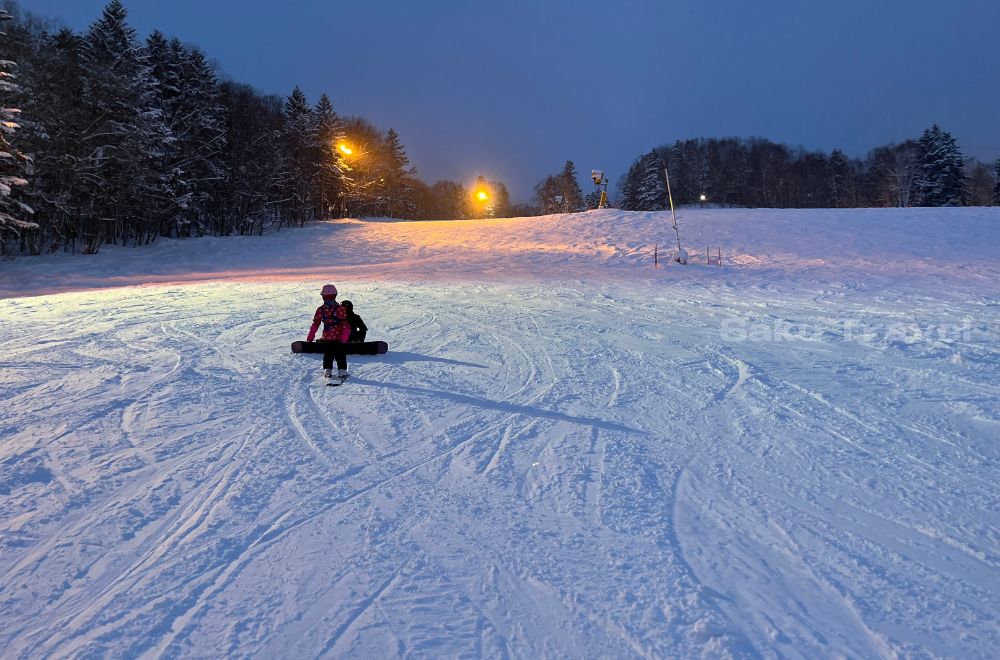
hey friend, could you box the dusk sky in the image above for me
[25,0,1000,202]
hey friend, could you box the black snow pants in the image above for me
[320,341,348,371]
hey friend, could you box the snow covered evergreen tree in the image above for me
[12,26,86,253]
[558,160,584,212]
[79,0,170,250]
[617,161,640,211]
[912,124,967,207]
[175,44,225,229]
[0,8,35,253]
[382,128,415,218]
[635,151,667,211]
[279,85,316,226]
[313,93,344,218]
[618,151,669,211]
[146,32,225,236]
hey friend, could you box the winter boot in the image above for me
[338,369,349,381]
[324,368,332,379]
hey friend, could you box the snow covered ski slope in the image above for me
[1,208,999,658]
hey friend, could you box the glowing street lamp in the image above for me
[471,184,493,218]
[335,142,359,217]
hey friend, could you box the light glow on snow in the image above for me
[1,208,999,657]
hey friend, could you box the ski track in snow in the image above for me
[1,208,1000,658]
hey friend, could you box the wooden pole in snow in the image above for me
[664,165,683,252]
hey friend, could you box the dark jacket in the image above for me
[346,311,368,342]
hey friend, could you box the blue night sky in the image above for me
[25,0,1000,202]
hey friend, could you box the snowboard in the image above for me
[291,340,389,356]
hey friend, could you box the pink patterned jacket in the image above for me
[307,302,351,343]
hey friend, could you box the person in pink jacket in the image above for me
[307,283,352,381]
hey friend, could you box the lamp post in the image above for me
[336,142,356,217]
[591,170,609,209]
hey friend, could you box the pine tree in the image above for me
[145,31,186,232]
[14,26,87,253]
[912,124,967,206]
[0,9,36,253]
[313,93,344,218]
[146,33,225,236]
[383,128,415,218]
[279,85,316,225]
[176,44,225,230]
[635,151,667,211]
[558,160,584,212]
[79,0,171,249]
[617,160,641,210]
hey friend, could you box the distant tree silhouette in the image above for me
[912,124,967,206]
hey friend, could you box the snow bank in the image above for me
[2,207,998,298]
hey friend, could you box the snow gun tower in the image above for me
[591,170,609,209]
[663,162,687,264]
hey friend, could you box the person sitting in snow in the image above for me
[339,300,368,343]
[307,284,351,381]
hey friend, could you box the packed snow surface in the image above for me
[2,208,999,658]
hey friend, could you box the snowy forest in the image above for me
[0,0,514,256]
[614,128,1000,212]
[1,1,998,257]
